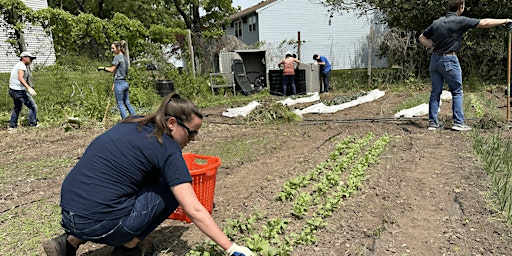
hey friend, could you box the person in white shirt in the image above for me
[8,51,38,129]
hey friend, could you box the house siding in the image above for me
[0,0,56,73]
[228,0,387,70]
[227,13,260,45]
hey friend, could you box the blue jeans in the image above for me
[321,71,330,93]
[283,75,296,95]
[27,92,37,122]
[61,179,178,246]
[428,55,464,124]
[9,89,37,128]
[114,80,136,119]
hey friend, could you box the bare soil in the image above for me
[2,91,512,256]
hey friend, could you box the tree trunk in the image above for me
[73,0,86,12]
[97,0,105,19]
[191,3,208,74]
[10,8,26,53]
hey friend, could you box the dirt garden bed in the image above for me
[1,91,512,255]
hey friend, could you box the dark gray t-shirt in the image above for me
[112,54,129,80]
[422,12,480,53]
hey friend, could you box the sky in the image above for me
[231,0,262,10]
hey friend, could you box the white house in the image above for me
[225,0,387,70]
[0,0,56,73]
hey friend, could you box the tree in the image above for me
[48,0,181,28]
[320,0,512,82]
[47,0,236,74]
[0,0,35,54]
[167,0,236,73]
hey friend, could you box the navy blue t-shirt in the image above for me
[60,122,192,219]
[422,12,480,53]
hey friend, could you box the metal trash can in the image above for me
[155,80,174,97]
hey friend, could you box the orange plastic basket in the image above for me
[168,153,221,223]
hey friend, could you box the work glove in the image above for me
[97,66,106,71]
[506,20,512,31]
[226,243,255,256]
[27,87,37,96]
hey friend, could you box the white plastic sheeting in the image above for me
[222,101,262,118]
[277,92,320,106]
[393,103,431,118]
[219,89,454,119]
[393,90,452,118]
[293,89,386,116]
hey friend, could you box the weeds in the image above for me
[472,131,512,223]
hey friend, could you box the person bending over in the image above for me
[43,92,254,256]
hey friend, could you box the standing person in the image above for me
[8,52,38,130]
[313,54,331,94]
[277,52,300,95]
[98,40,136,119]
[26,64,37,124]
[419,0,512,131]
[42,92,255,256]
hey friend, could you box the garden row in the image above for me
[187,132,390,256]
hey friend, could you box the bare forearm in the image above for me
[187,209,232,250]
[174,183,233,251]
[478,18,512,28]
[418,34,434,49]
[17,75,30,88]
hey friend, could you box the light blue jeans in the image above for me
[428,55,464,125]
[114,80,136,119]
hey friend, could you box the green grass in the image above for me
[0,200,62,256]
[391,91,430,113]
[0,157,76,185]
[192,137,275,169]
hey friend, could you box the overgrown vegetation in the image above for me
[472,131,512,223]
[244,102,302,125]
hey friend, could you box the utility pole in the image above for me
[187,29,196,78]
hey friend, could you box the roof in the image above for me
[234,49,266,53]
[229,0,278,20]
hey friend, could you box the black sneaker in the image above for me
[43,233,76,256]
[428,122,444,131]
[112,245,143,256]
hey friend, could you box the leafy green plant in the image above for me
[469,94,485,119]
[188,133,390,255]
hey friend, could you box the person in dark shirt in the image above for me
[313,54,332,93]
[418,0,512,131]
[43,93,254,256]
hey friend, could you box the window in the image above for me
[248,16,257,32]
[235,21,242,37]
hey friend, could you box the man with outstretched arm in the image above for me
[418,0,512,131]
